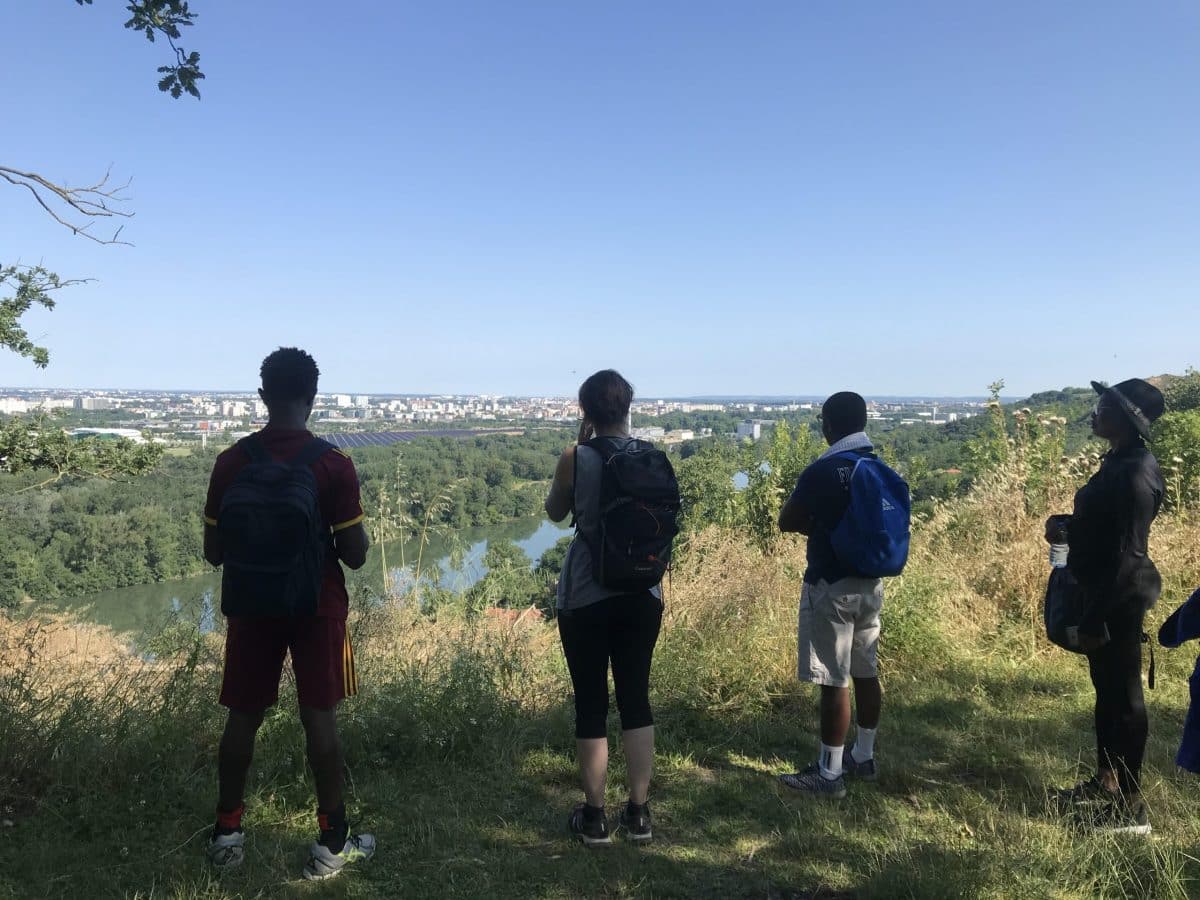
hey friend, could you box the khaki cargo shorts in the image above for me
[797,576,884,687]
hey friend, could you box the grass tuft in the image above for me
[4,454,1200,897]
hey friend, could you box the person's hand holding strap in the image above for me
[577,418,594,445]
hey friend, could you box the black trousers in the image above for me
[557,592,663,739]
[1086,606,1148,796]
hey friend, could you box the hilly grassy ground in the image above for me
[4,415,1200,898]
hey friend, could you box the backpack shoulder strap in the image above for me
[240,434,271,464]
[833,449,866,466]
[583,436,617,463]
[291,437,336,469]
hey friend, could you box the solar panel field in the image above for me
[320,428,524,448]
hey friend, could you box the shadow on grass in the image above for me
[7,636,1195,899]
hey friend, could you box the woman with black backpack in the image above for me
[544,369,679,847]
[1047,378,1165,835]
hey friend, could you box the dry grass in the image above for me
[5,450,1200,897]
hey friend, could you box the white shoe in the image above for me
[303,832,376,881]
[206,830,245,870]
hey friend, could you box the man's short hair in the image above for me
[260,347,319,407]
[822,391,868,438]
[579,369,633,428]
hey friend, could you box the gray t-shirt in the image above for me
[555,438,662,611]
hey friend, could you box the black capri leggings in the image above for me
[558,592,663,740]
[1086,605,1148,796]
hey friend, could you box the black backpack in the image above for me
[579,437,681,592]
[217,435,334,617]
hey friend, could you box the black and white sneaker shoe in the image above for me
[206,829,245,870]
[1073,798,1152,836]
[568,804,612,847]
[842,744,877,781]
[779,764,848,799]
[302,832,376,881]
[1051,776,1118,815]
[618,801,653,843]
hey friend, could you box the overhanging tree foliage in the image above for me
[0,2,204,484]
[2,1,205,364]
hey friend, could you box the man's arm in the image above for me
[333,521,369,570]
[778,493,814,534]
[326,448,369,569]
[202,453,233,567]
[544,446,576,523]
[778,467,815,534]
[203,523,223,567]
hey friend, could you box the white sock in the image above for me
[853,727,877,762]
[819,743,843,779]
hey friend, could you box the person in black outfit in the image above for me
[544,370,663,847]
[1048,378,1165,834]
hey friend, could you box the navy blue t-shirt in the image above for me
[787,448,875,585]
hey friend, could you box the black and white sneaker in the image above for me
[302,832,376,881]
[1073,798,1152,836]
[618,801,653,843]
[842,744,878,781]
[568,804,612,847]
[206,829,245,870]
[1051,776,1118,815]
[779,764,847,799]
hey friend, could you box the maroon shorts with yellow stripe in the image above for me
[219,616,358,712]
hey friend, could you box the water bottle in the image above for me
[1049,542,1069,568]
[1047,515,1070,568]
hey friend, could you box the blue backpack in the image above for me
[829,452,911,578]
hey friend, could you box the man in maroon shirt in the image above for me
[203,348,375,880]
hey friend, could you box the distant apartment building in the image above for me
[75,397,113,411]
[0,398,30,415]
[353,395,370,408]
[736,421,761,440]
[334,394,352,408]
[631,426,666,440]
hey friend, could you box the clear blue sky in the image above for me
[2,1,1197,397]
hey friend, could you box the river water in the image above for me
[38,517,571,641]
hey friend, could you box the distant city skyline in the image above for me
[1,383,1014,403]
[2,3,1197,396]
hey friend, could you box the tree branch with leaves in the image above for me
[0,2,202,485]
[0,267,89,368]
[0,412,163,492]
[75,0,205,99]
[0,2,205,366]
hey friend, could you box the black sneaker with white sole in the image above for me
[568,804,612,847]
[1072,797,1152,836]
[302,832,376,881]
[779,763,848,799]
[618,801,652,842]
[1052,775,1117,813]
[842,744,877,781]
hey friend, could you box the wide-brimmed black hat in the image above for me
[1090,378,1165,441]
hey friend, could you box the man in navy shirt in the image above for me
[777,391,883,798]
